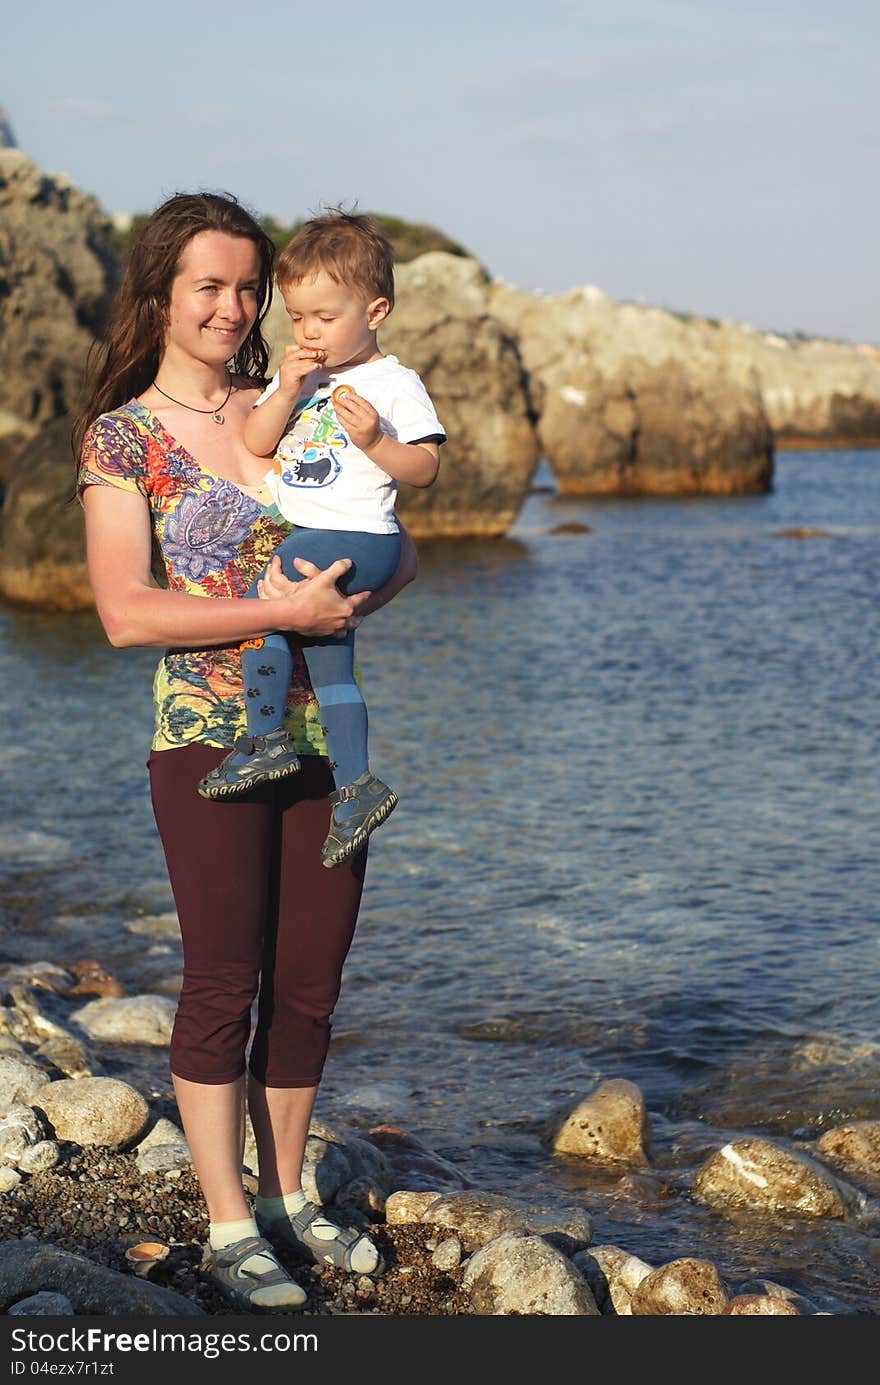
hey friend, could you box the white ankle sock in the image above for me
[209,1216,305,1308]
[255,1189,379,1275]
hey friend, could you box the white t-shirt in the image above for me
[258,354,445,533]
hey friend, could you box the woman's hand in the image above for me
[258,556,370,634]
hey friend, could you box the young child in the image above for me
[197,211,444,869]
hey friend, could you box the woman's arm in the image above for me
[83,485,368,648]
[257,522,419,619]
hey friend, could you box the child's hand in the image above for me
[332,388,383,452]
[277,344,326,394]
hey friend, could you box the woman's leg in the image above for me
[246,758,380,1272]
[150,745,307,1306]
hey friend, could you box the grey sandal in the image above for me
[260,1201,385,1276]
[205,1235,307,1311]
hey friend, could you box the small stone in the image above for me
[385,1190,442,1224]
[432,1236,463,1271]
[8,1291,75,1316]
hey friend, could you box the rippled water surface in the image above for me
[2,450,879,1311]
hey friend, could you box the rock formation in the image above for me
[0,415,91,611]
[490,282,774,496]
[0,149,119,487]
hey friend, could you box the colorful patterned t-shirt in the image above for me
[77,401,328,755]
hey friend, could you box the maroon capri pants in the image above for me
[148,744,366,1088]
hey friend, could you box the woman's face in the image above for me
[163,230,262,366]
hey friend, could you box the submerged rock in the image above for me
[543,1076,650,1166]
[418,1190,592,1253]
[816,1122,880,1180]
[693,1137,857,1218]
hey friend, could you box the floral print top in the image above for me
[78,401,328,755]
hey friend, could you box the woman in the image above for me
[75,192,415,1311]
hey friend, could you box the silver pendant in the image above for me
[212,412,225,425]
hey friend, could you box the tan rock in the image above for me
[70,994,176,1047]
[36,1077,149,1149]
[491,283,772,497]
[631,1257,729,1315]
[693,1137,855,1218]
[0,417,93,612]
[384,1190,442,1225]
[573,1244,653,1315]
[0,150,118,484]
[722,1294,800,1315]
[543,1077,650,1165]
[463,1232,600,1316]
[420,1190,592,1252]
[816,1122,880,1179]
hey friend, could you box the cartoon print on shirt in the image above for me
[272,392,348,490]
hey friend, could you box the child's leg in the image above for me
[288,529,400,786]
[198,528,400,804]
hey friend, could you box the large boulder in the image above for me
[0,150,118,485]
[744,332,880,446]
[0,414,91,610]
[491,282,773,496]
[264,253,540,538]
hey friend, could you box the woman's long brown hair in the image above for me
[72,192,276,463]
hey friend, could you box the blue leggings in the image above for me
[241,526,402,788]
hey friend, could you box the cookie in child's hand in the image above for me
[332,386,354,408]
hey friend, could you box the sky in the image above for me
[5,0,878,342]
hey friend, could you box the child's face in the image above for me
[280,271,389,372]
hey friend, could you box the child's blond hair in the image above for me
[276,209,395,308]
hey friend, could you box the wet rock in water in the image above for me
[693,1137,857,1219]
[420,1190,592,1254]
[573,1244,654,1316]
[736,1278,819,1314]
[775,527,832,539]
[7,1290,75,1315]
[2,985,74,1050]
[36,1077,149,1150]
[367,1124,475,1191]
[431,1237,463,1271]
[0,1240,204,1316]
[816,1122,880,1180]
[70,994,176,1046]
[542,1077,650,1166]
[630,1257,729,1316]
[550,522,592,535]
[463,1232,600,1316]
[67,960,126,999]
[722,1294,800,1315]
[385,1190,443,1225]
[0,1052,51,1110]
[34,1033,93,1080]
[0,963,73,994]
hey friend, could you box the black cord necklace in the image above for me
[152,371,233,425]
